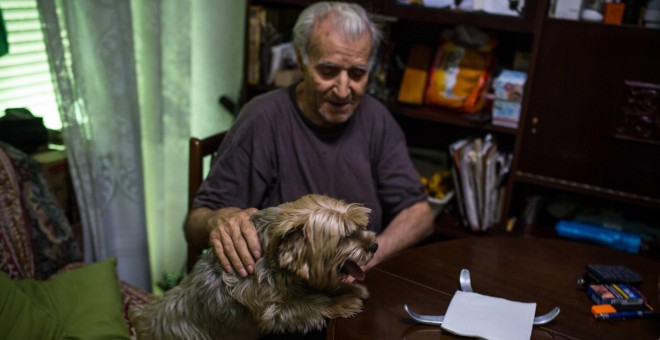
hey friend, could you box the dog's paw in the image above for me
[352,283,369,300]
[328,296,365,318]
[327,284,371,318]
[342,283,369,300]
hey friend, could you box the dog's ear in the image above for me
[275,214,349,286]
[277,227,311,280]
[253,207,311,279]
[253,206,292,254]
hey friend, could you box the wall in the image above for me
[191,0,245,138]
[145,0,246,294]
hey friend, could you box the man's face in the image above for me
[297,17,372,127]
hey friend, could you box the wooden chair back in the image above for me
[187,131,226,271]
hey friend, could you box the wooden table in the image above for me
[327,237,660,339]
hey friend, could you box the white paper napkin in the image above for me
[441,291,536,340]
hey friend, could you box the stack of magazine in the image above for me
[449,134,511,232]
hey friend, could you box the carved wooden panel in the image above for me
[615,81,660,145]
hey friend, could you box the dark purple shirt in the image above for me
[193,86,425,232]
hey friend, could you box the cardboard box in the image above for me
[492,99,522,128]
[491,70,526,128]
[493,70,527,102]
[32,149,73,217]
[588,283,645,306]
[550,0,583,20]
[274,69,302,88]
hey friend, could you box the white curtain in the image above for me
[38,0,244,291]
[38,0,153,290]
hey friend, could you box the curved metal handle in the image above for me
[404,268,561,327]
[404,304,444,326]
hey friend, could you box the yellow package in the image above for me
[398,45,434,105]
[425,41,493,113]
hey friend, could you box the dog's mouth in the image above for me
[340,260,365,281]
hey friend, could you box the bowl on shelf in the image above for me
[427,190,455,216]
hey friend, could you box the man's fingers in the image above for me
[212,237,233,275]
[210,228,235,274]
[207,207,261,277]
[221,224,251,277]
[240,209,262,259]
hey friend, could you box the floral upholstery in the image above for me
[0,142,81,280]
[0,141,154,337]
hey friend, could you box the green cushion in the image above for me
[0,269,66,339]
[9,257,130,339]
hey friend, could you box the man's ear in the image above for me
[294,47,305,72]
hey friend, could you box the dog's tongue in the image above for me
[342,260,365,281]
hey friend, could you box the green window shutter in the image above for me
[0,8,8,57]
[0,0,60,130]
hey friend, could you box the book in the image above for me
[449,135,511,231]
[449,138,469,228]
[587,283,645,306]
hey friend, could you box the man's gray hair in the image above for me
[293,2,382,67]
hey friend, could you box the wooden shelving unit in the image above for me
[242,1,660,252]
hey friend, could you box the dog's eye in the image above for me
[341,232,360,243]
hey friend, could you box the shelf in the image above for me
[250,0,306,7]
[545,17,660,32]
[388,101,517,135]
[244,0,660,236]
[250,0,540,33]
[246,85,517,135]
[250,0,385,13]
[383,2,539,33]
[514,171,660,210]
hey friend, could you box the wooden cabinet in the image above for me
[242,1,660,249]
[514,19,660,205]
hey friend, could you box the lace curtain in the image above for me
[38,0,243,291]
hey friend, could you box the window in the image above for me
[0,0,60,130]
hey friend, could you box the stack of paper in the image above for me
[449,134,511,231]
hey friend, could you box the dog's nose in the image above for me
[369,243,378,253]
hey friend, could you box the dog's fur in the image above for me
[131,194,377,340]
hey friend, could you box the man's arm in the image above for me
[184,206,261,277]
[365,200,435,271]
[184,207,215,252]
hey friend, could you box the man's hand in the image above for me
[367,201,434,270]
[207,207,261,277]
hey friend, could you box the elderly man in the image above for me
[185,1,434,284]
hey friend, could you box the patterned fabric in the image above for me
[119,280,157,338]
[0,142,82,280]
[0,141,154,336]
[0,145,34,279]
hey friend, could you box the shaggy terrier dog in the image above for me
[132,194,378,339]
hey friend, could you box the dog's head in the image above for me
[252,194,378,291]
